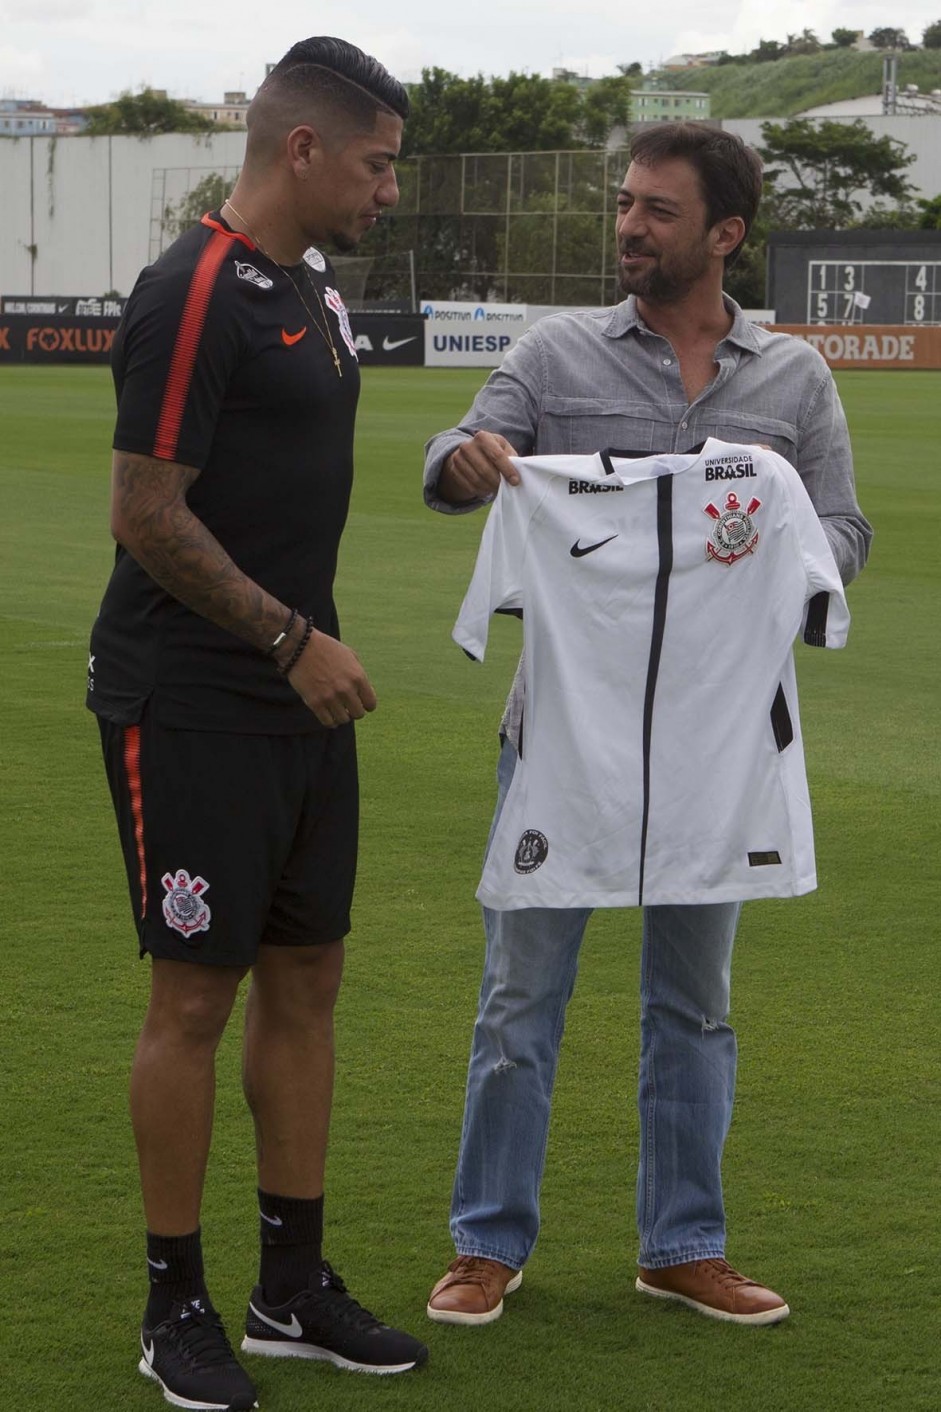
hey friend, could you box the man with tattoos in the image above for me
[86,37,426,1411]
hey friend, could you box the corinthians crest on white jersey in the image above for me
[704,491,761,565]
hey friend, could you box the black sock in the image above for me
[144,1228,210,1323]
[258,1190,324,1306]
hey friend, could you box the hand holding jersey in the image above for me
[424,122,871,1331]
[439,430,520,502]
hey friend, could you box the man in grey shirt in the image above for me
[423,123,871,1329]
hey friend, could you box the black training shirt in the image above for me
[87,212,361,732]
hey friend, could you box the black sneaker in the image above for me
[242,1261,428,1374]
[139,1297,258,1410]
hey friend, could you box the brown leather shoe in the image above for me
[636,1258,789,1325]
[427,1256,523,1325]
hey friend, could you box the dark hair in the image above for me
[263,36,409,123]
[629,122,763,267]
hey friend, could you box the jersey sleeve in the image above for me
[452,469,530,660]
[779,455,851,649]
[113,232,247,469]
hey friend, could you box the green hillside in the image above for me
[649,49,941,118]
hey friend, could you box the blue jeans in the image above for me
[450,738,741,1270]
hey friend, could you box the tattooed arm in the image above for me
[110,450,376,725]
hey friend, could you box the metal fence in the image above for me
[379,148,633,304]
[153,148,633,307]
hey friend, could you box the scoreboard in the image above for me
[767,230,941,326]
[807,259,940,326]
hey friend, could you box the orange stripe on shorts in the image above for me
[123,724,147,919]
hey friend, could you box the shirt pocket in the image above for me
[539,396,666,456]
[696,409,798,463]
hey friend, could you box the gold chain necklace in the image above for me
[223,198,343,377]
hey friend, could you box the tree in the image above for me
[831,27,858,48]
[917,194,941,228]
[579,75,632,147]
[163,172,230,240]
[759,118,916,227]
[84,87,220,135]
[785,28,821,55]
[750,39,787,63]
[867,27,911,50]
[923,20,941,48]
[400,69,632,159]
[850,203,921,229]
[401,69,584,157]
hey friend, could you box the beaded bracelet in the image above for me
[266,606,298,657]
[277,616,314,677]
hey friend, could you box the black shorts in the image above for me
[98,711,358,965]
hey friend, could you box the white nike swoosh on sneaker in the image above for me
[249,1302,303,1338]
[140,1337,155,1366]
[259,1212,283,1227]
[147,1258,169,1270]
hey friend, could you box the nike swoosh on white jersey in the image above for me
[570,534,619,558]
[248,1302,303,1337]
[382,336,416,351]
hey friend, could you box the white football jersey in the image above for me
[454,439,850,909]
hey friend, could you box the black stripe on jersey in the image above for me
[803,591,830,647]
[600,448,655,472]
[770,683,794,752]
[637,474,674,907]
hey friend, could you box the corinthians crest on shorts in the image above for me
[704,491,762,565]
[162,868,212,939]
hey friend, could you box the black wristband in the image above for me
[278,617,314,676]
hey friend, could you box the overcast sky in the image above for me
[2,0,938,108]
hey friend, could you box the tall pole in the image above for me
[882,51,898,115]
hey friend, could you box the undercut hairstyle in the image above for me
[247,36,409,160]
[630,122,763,267]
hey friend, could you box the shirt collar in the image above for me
[602,293,762,355]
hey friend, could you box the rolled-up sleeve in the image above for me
[423,333,544,514]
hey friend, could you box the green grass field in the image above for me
[1,365,939,1410]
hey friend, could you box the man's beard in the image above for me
[330,213,382,255]
[330,229,360,255]
[617,242,711,303]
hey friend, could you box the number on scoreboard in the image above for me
[808,262,868,324]
[904,264,941,326]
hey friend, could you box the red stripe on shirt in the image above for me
[200,211,255,250]
[153,231,230,461]
[123,724,147,919]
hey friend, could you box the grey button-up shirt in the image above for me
[424,294,872,742]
